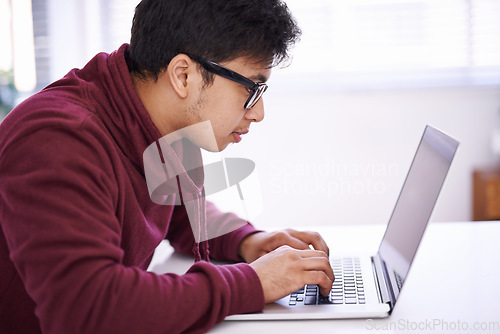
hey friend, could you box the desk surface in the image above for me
[149,222,500,334]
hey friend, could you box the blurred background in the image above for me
[1,0,499,229]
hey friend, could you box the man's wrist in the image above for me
[238,231,263,262]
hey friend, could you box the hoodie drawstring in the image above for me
[177,175,209,262]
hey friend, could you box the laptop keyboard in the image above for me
[288,257,366,306]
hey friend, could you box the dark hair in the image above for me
[129,0,301,83]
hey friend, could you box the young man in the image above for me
[0,1,334,333]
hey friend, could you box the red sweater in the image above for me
[0,44,264,334]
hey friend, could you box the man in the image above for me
[0,0,334,333]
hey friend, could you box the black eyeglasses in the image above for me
[191,57,268,110]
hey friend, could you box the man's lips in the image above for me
[235,129,249,136]
[232,130,249,143]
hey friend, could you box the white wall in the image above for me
[222,86,500,229]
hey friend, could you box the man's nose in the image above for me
[246,98,265,123]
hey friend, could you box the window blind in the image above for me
[32,0,50,91]
[31,0,500,91]
[99,0,136,53]
[279,0,500,89]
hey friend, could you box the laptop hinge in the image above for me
[371,254,394,309]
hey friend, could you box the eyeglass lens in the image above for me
[245,84,268,110]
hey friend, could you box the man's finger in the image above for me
[301,271,334,297]
[299,257,334,281]
[267,231,310,251]
[286,230,330,256]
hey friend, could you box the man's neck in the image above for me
[130,71,182,137]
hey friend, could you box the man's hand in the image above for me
[239,229,330,263]
[239,229,334,304]
[249,245,334,303]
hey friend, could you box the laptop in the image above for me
[226,125,459,320]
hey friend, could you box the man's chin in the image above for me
[214,142,228,152]
[199,141,226,153]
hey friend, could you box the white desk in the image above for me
[149,222,500,334]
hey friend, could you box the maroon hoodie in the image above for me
[0,44,265,333]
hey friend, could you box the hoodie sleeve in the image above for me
[166,202,262,262]
[0,114,264,334]
[206,202,263,262]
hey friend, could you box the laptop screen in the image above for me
[377,126,459,302]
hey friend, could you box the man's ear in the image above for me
[166,54,200,99]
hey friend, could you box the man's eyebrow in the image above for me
[250,74,269,83]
